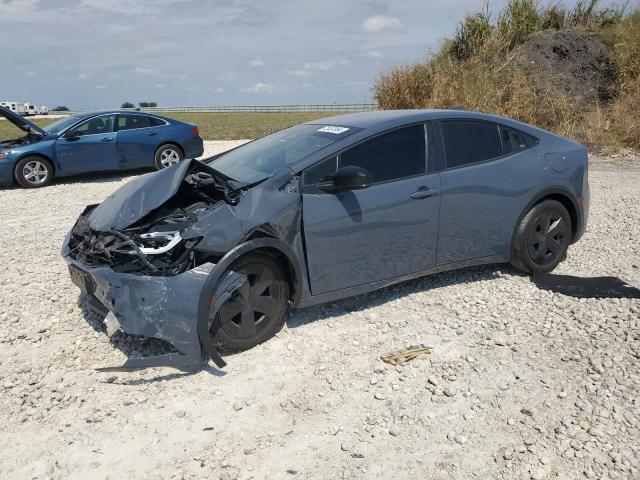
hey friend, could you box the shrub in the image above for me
[372,0,640,149]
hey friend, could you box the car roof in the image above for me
[304,109,535,131]
[75,110,166,118]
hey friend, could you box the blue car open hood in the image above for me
[0,106,47,136]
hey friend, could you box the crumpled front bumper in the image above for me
[62,238,246,371]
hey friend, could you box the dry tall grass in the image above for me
[373,0,640,149]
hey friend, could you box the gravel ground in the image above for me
[0,144,638,480]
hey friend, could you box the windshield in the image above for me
[208,123,360,183]
[43,114,85,134]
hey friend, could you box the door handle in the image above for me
[147,132,158,136]
[101,137,114,142]
[410,187,439,199]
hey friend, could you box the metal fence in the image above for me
[50,103,377,115]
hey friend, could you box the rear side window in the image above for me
[149,116,166,127]
[118,114,150,131]
[339,125,426,183]
[440,120,502,169]
[501,125,538,154]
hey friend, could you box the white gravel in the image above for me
[0,145,638,480]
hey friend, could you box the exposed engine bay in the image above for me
[67,166,239,276]
[1,133,38,149]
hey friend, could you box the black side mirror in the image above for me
[65,130,81,139]
[329,165,372,191]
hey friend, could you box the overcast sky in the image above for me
[0,0,628,109]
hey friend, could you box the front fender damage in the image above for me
[63,160,305,372]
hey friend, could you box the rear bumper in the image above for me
[574,177,590,243]
[183,136,204,159]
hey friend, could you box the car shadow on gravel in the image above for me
[286,263,520,329]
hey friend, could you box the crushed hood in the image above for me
[0,106,47,136]
[88,159,194,231]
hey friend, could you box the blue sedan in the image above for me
[0,107,204,188]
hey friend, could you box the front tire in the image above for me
[512,200,571,273]
[210,253,290,351]
[14,156,53,188]
[154,144,183,169]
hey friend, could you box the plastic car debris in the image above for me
[380,345,432,365]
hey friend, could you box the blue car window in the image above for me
[75,115,116,135]
[118,114,150,130]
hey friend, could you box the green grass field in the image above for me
[0,112,343,142]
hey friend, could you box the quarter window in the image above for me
[501,125,538,154]
[440,120,502,169]
[149,116,166,127]
[118,114,150,131]
[339,125,426,184]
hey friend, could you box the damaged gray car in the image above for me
[62,110,589,370]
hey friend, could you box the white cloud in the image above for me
[302,61,334,71]
[288,60,338,77]
[156,83,166,88]
[25,71,37,77]
[249,58,264,67]
[361,15,403,33]
[179,74,188,81]
[78,72,88,80]
[367,50,383,59]
[217,72,238,82]
[95,84,107,89]
[245,82,273,93]
[135,66,158,75]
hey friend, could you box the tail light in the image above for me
[192,127,200,137]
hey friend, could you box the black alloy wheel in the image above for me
[512,199,571,273]
[210,253,289,351]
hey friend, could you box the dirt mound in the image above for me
[516,29,615,103]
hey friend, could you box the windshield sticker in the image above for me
[318,126,350,134]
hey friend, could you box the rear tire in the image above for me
[512,200,571,273]
[154,144,183,169]
[14,156,53,188]
[210,253,290,351]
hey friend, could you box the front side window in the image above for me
[304,156,338,186]
[118,114,150,131]
[75,115,116,136]
[339,124,426,184]
[440,120,502,169]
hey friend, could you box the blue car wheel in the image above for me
[15,156,54,188]
[154,144,184,169]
